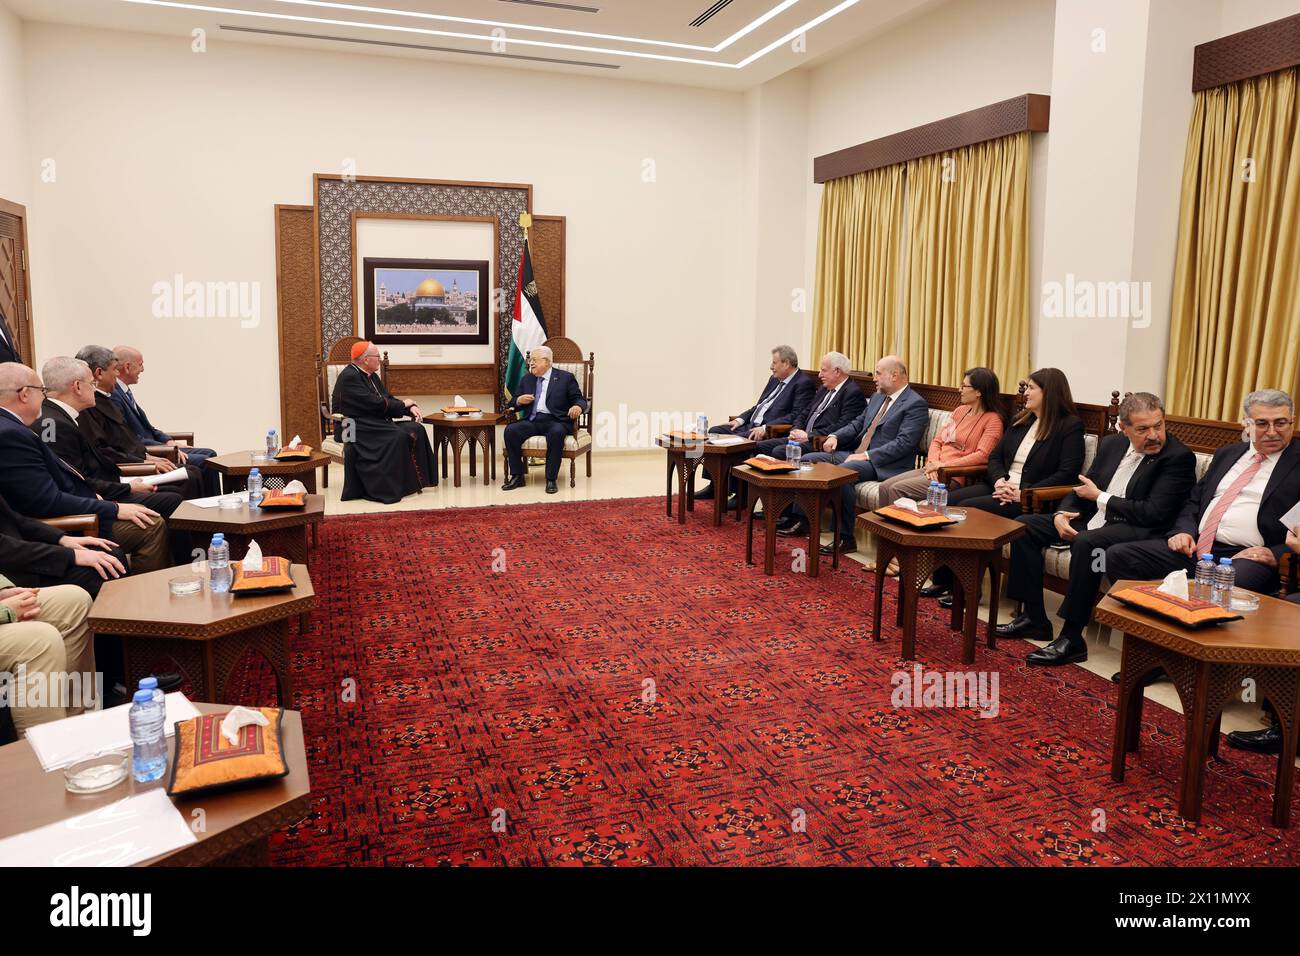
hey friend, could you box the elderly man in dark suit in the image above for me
[695,344,816,503]
[786,355,929,555]
[112,345,220,494]
[0,362,169,574]
[997,392,1197,666]
[502,345,588,495]
[73,345,206,499]
[0,488,126,598]
[754,351,866,458]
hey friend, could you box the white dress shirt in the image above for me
[751,370,799,426]
[1006,420,1040,487]
[1087,445,1146,531]
[805,380,843,433]
[1199,445,1282,548]
[534,370,552,416]
[49,397,80,423]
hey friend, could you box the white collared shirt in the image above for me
[534,370,553,416]
[1088,445,1146,531]
[751,369,799,426]
[806,379,844,432]
[1006,419,1040,486]
[49,397,80,423]
[1200,444,1282,548]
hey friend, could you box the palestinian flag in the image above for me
[504,242,548,402]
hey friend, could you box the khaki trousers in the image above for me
[111,516,169,574]
[0,585,95,735]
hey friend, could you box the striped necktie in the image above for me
[1196,452,1266,555]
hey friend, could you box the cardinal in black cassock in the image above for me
[331,340,437,503]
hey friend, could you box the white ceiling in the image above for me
[5,0,947,89]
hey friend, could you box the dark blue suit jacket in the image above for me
[508,367,588,424]
[796,378,867,436]
[111,382,170,443]
[0,409,119,536]
[829,386,930,480]
[738,374,815,429]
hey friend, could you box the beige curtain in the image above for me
[902,131,1030,387]
[1165,68,1300,420]
[810,164,905,370]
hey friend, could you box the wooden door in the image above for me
[0,198,34,366]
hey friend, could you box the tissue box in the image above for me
[1109,584,1244,628]
[743,456,798,473]
[874,505,959,529]
[441,406,481,415]
[230,557,295,595]
[274,445,313,460]
[258,491,306,509]
[166,708,288,796]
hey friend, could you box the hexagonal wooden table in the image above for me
[205,450,331,494]
[732,461,858,577]
[858,507,1026,664]
[656,434,757,526]
[167,495,325,565]
[88,564,316,708]
[1097,582,1300,827]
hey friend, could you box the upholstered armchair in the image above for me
[316,337,391,489]
[502,336,595,488]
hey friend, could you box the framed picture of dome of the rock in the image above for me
[361,257,490,346]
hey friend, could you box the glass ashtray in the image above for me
[169,574,203,596]
[468,412,483,419]
[1228,589,1260,612]
[64,751,130,794]
[218,495,243,509]
[444,412,460,419]
[944,508,968,521]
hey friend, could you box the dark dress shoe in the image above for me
[155,672,183,692]
[1110,670,1166,686]
[919,584,950,599]
[776,521,809,537]
[995,614,1054,641]
[693,483,715,500]
[1225,725,1295,755]
[1026,636,1088,667]
[501,476,525,491]
[725,494,738,511]
[545,481,558,494]
[820,539,856,556]
[937,594,954,610]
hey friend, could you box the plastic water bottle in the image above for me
[934,481,949,516]
[209,533,231,593]
[138,675,164,705]
[265,429,278,459]
[787,438,802,470]
[129,690,167,783]
[1212,557,1236,607]
[247,468,263,509]
[926,481,939,510]
[696,415,708,436]
[1194,554,1216,600]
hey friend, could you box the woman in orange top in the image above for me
[877,367,1007,506]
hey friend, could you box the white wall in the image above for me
[20,22,747,452]
[0,4,26,205]
[799,0,1058,377]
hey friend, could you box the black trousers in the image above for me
[6,546,129,599]
[1104,537,1281,595]
[1007,514,1152,632]
[505,414,570,481]
[931,484,1025,588]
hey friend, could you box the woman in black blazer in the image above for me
[924,368,1086,599]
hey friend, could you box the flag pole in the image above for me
[519,211,532,251]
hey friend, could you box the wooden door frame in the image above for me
[0,197,34,365]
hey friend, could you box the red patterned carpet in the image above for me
[228,496,1300,865]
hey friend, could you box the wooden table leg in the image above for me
[960,566,979,666]
[745,489,756,566]
[676,457,689,525]
[665,453,675,518]
[1178,661,1212,822]
[806,492,821,578]
[713,462,729,527]
[899,551,918,660]
[439,430,449,480]
[829,492,841,572]
[469,432,477,479]
[1271,673,1300,828]
[986,558,1001,646]
[872,542,887,644]
[489,428,497,481]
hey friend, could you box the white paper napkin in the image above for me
[282,479,307,495]
[243,539,264,572]
[1157,569,1189,600]
[892,497,921,512]
[454,395,468,407]
[220,706,271,746]
[288,434,302,449]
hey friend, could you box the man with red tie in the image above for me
[1104,388,1299,597]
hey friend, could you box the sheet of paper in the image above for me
[0,790,197,866]
[138,468,188,487]
[187,490,248,509]
[25,693,201,772]
[1280,499,1300,531]
[707,435,746,446]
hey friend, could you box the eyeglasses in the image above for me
[1250,419,1294,433]
[0,384,48,396]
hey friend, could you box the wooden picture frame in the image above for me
[361,256,490,346]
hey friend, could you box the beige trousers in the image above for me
[876,468,936,507]
[0,585,95,736]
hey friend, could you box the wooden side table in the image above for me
[656,435,756,527]
[167,496,325,565]
[423,412,502,488]
[1097,583,1300,827]
[858,508,1026,664]
[732,462,858,577]
[205,450,331,495]
[88,564,317,708]
[0,704,310,866]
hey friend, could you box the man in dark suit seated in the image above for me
[695,344,816,503]
[0,489,125,598]
[73,345,206,500]
[997,392,1196,667]
[112,345,220,495]
[332,340,438,504]
[502,345,588,495]
[0,362,169,574]
[755,351,866,458]
[787,355,929,554]
[0,306,19,365]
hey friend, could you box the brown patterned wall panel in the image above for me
[530,215,565,338]
[1194,13,1300,91]
[275,205,322,445]
[388,365,498,396]
[813,94,1050,183]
